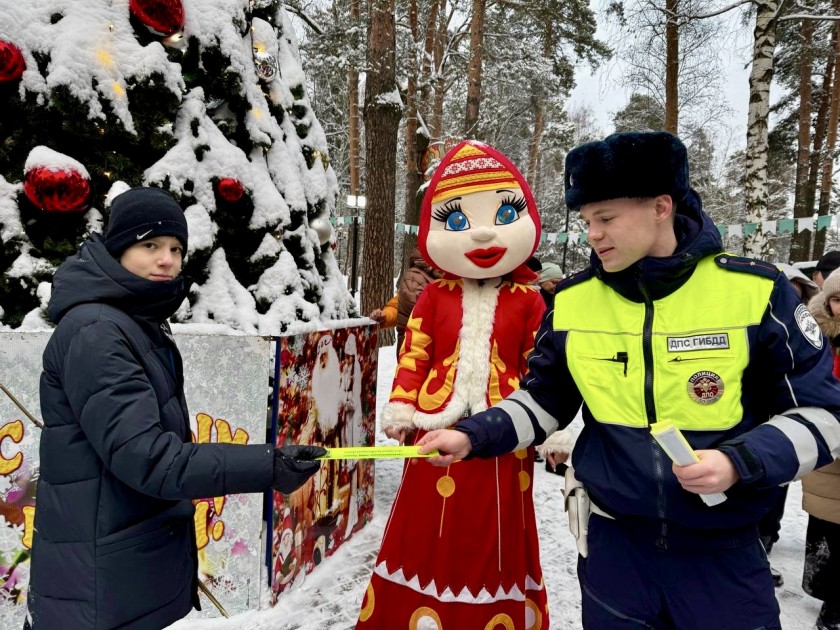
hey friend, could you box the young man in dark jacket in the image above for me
[419,132,840,629]
[28,187,325,630]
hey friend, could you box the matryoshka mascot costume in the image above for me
[355,140,574,629]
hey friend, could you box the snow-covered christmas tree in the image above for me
[0,0,355,333]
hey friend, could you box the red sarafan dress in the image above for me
[356,279,549,630]
[356,139,572,630]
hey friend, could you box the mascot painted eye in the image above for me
[446,212,469,230]
[433,202,471,232]
[495,194,526,225]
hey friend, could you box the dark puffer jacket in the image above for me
[30,235,274,629]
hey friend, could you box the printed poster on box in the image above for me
[269,324,377,602]
[0,332,271,625]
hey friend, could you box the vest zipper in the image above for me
[638,277,668,540]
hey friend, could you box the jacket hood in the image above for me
[48,234,189,324]
[409,247,435,275]
[589,188,723,302]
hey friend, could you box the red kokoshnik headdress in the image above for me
[418,140,541,281]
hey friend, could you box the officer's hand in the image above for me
[417,429,471,466]
[273,445,328,493]
[672,449,740,495]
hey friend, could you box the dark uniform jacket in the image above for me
[30,235,274,629]
[457,191,840,547]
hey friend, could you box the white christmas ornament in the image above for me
[310,217,332,245]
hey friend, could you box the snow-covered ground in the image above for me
[170,345,824,629]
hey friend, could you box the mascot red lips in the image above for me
[465,246,507,268]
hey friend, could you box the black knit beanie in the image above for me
[104,187,189,258]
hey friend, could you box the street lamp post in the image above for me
[561,204,570,274]
[346,193,366,297]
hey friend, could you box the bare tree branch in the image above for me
[779,13,840,21]
[681,0,752,21]
[283,3,324,35]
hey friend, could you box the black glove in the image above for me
[273,445,328,494]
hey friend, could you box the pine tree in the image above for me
[0,0,355,332]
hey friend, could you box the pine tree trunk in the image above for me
[431,5,448,140]
[348,0,362,197]
[743,1,785,259]
[664,0,679,133]
[790,18,814,262]
[400,0,426,277]
[403,0,420,269]
[802,24,836,263]
[420,0,441,113]
[528,95,545,185]
[815,8,840,260]
[362,0,401,317]
[464,0,486,136]
[528,28,551,186]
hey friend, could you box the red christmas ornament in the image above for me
[24,167,91,213]
[0,40,25,83]
[217,178,245,202]
[129,0,185,37]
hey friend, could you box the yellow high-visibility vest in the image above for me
[553,255,775,431]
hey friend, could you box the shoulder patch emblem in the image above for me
[687,370,724,405]
[794,303,823,350]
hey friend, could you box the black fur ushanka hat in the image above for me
[564,131,690,211]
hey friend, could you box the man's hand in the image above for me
[672,449,740,495]
[369,309,386,324]
[417,429,472,466]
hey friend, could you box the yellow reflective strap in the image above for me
[318,446,439,460]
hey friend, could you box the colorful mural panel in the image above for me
[270,325,378,602]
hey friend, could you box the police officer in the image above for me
[418,131,840,629]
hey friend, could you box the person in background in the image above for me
[28,187,325,630]
[803,268,840,630]
[814,250,840,289]
[394,246,440,351]
[368,293,398,329]
[778,262,820,304]
[525,255,543,277]
[369,248,439,353]
[754,264,822,587]
[537,261,564,307]
[419,131,840,630]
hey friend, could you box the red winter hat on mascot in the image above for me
[419,140,541,282]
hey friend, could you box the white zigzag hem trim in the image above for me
[372,561,543,604]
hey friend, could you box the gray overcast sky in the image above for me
[567,2,754,145]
